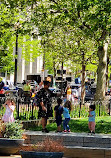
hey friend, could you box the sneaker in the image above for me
[42,128,49,133]
[55,131,62,133]
[63,130,67,133]
[88,131,91,135]
[67,130,71,132]
[91,131,95,135]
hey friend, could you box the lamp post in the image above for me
[14,21,21,86]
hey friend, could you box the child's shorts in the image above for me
[56,119,62,126]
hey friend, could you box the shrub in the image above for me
[21,137,65,152]
[0,120,5,137]
[3,121,24,139]
[36,137,64,152]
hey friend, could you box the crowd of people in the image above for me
[22,80,72,133]
[0,77,95,134]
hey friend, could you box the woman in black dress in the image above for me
[38,80,57,133]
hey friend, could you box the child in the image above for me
[63,100,71,133]
[54,98,63,132]
[2,98,15,123]
[88,104,96,135]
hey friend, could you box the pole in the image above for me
[99,99,101,116]
[61,60,63,94]
[79,99,81,118]
[14,29,18,86]
[109,98,111,116]
[81,52,85,105]
[16,90,19,119]
[43,52,45,80]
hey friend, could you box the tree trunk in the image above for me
[81,52,86,105]
[53,60,56,87]
[42,52,45,80]
[53,61,56,78]
[106,57,109,92]
[61,60,64,94]
[14,29,18,86]
[95,41,109,101]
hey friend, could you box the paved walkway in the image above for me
[0,156,21,158]
[24,131,111,137]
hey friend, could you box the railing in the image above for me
[70,100,110,118]
[17,97,39,120]
[0,92,111,120]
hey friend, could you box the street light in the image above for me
[14,21,21,86]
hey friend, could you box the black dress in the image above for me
[38,88,56,118]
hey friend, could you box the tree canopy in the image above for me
[0,0,111,100]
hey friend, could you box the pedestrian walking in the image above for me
[88,104,96,135]
[63,100,71,133]
[54,98,63,132]
[2,98,15,123]
[38,80,57,133]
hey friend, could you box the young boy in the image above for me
[88,104,96,135]
[54,98,63,132]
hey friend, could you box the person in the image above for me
[88,104,96,135]
[37,81,43,92]
[23,81,31,102]
[54,98,63,132]
[33,80,37,85]
[2,98,15,123]
[9,81,15,90]
[78,85,81,98]
[66,86,72,101]
[0,77,4,91]
[38,80,57,133]
[87,78,91,90]
[22,80,26,85]
[31,88,36,98]
[72,88,78,104]
[23,81,31,92]
[63,100,71,133]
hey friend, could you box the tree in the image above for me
[32,0,110,100]
[0,3,15,72]
[0,0,41,74]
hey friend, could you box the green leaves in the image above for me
[0,0,110,84]
[4,121,24,139]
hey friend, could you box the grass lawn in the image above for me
[27,116,111,134]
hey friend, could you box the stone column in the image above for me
[25,63,31,80]
[32,58,37,74]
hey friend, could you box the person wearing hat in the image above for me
[37,80,57,133]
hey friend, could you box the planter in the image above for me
[20,151,64,158]
[0,138,24,156]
